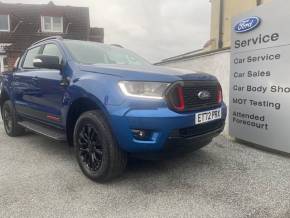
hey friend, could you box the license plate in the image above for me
[195,108,222,125]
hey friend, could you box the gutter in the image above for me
[218,0,224,49]
[155,47,230,65]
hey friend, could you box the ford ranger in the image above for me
[0,36,227,182]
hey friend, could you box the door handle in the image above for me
[60,76,71,87]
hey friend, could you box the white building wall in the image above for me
[158,49,231,134]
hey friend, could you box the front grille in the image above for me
[183,81,218,110]
[166,80,220,112]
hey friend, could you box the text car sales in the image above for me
[234,70,271,78]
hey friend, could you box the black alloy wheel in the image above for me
[74,110,127,182]
[1,100,25,137]
[77,123,103,172]
[3,104,13,133]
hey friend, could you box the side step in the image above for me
[18,120,67,142]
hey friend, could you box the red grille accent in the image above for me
[217,83,223,104]
[175,86,185,111]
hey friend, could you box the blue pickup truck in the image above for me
[0,36,227,182]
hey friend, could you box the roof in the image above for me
[155,47,230,65]
[31,36,63,46]
[159,49,204,63]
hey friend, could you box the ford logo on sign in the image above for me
[234,16,261,33]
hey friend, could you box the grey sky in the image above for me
[3,0,211,62]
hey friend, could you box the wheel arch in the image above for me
[65,96,111,146]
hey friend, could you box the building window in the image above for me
[0,15,10,32]
[41,16,63,33]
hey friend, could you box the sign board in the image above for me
[230,0,290,153]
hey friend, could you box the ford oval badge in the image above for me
[198,91,211,100]
[234,16,261,33]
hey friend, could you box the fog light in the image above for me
[131,129,150,140]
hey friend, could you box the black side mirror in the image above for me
[33,55,62,70]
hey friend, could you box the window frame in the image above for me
[0,14,10,32]
[20,42,66,71]
[21,45,43,70]
[41,43,64,65]
[41,16,63,33]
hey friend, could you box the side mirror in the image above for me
[33,55,63,70]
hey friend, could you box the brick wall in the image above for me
[0,2,104,71]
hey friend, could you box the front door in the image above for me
[32,43,66,126]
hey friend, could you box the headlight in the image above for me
[118,81,170,99]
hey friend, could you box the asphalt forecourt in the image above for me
[0,119,290,218]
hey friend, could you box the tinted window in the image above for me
[22,46,41,69]
[42,44,63,64]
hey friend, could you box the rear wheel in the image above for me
[74,110,127,182]
[1,100,25,137]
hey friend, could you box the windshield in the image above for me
[63,40,151,66]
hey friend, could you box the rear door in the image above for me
[13,43,66,126]
[12,45,43,118]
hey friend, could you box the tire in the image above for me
[1,100,25,137]
[74,110,127,182]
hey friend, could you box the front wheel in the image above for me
[1,100,25,137]
[74,110,127,182]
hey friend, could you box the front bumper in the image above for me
[107,102,227,153]
[166,122,225,149]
